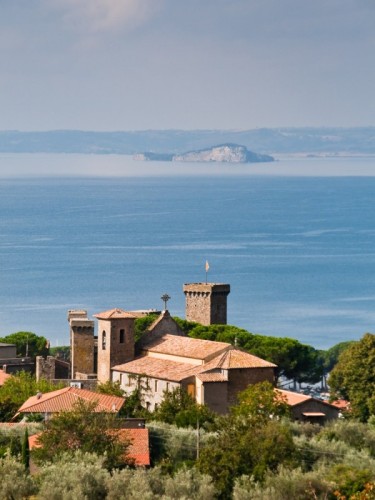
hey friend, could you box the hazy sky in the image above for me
[1,0,374,131]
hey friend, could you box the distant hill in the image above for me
[135,144,274,163]
[0,127,374,155]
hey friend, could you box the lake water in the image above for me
[0,153,375,350]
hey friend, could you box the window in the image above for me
[119,329,125,344]
[166,382,169,392]
[154,379,158,392]
[102,331,106,350]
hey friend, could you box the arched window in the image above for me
[119,329,125,344]
[102,330,106,350]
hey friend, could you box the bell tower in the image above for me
[183,283,230,325]
[94,308,137,383]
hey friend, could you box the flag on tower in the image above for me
[205,260,209,272]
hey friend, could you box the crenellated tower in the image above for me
[68,310,95,379]
[183,283,230,325]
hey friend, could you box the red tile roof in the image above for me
[118,428,150,466]
[331,399,350,410]
[17,387,125,415]
[276,389,340,412]
[196,372,227,382]
[142,334,230,360]
[0,369,11,386]
[276,389,312,406]
[94,308,137,320]
[113,356,202,382]
[203,348,277,370]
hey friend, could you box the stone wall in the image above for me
[227,367,275,407]
[203,382,229,414]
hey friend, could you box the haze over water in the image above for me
[1,154,375,350]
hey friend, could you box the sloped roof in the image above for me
[196,372,227,383]
[142,334,230,360]
[29,428,150,467]
[0,369,11,386]
[276,389,339,411]
[118,428,150,466]
[276,389,311,406]
[202,348,277,370]
[94,308,137,320]
[113,357,202,382]
[17,387,125,415]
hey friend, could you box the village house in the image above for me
[277,388,340,423]
[15,386,150,466]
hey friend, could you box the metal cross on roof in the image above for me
[161,293,171,310]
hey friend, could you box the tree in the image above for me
[0,371,63,422]
[329,333,375,422]
[134,314,158,341]
[96,380,124,397]
[0,331,49,358]
[49,345,70,362]
[232,381,291,425]
[0,455,36,499]
[33,399,133,470]
[154,387,215,428]
[37,451,109,500]
[21,427,30,470]
[197,382,297,497]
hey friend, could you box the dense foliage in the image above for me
[33,399,133,470]
[153,387,215,428]
[329,333,375,422]
[0,371,63,422]
[0,331,49,358]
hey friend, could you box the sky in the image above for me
[0,0,374,131]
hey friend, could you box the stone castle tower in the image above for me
[94,308,137,383]
[183,283,230,325]
[68,310,95,379]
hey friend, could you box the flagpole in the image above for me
[205,260,209,284]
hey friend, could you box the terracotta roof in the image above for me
[196,372,227,383]
[118,428,150,466]
[276,389,312,406]
[203,348,277,370]
[331,399,350,410]
[113,357,201,382]
[142,334,230,360]
[94,308,137,320]
[17,387,125,415]
[276,389,340,412]
[0,369,11,386]
[29,428,150,467]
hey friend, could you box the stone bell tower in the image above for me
[183,283,230,326]
[94,308,137,383]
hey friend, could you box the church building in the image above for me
[67,282,277,414]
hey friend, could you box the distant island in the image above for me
[134,143,274,163]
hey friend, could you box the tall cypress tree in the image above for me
[21,427,30,470]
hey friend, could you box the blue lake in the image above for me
[0,153,375,349]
